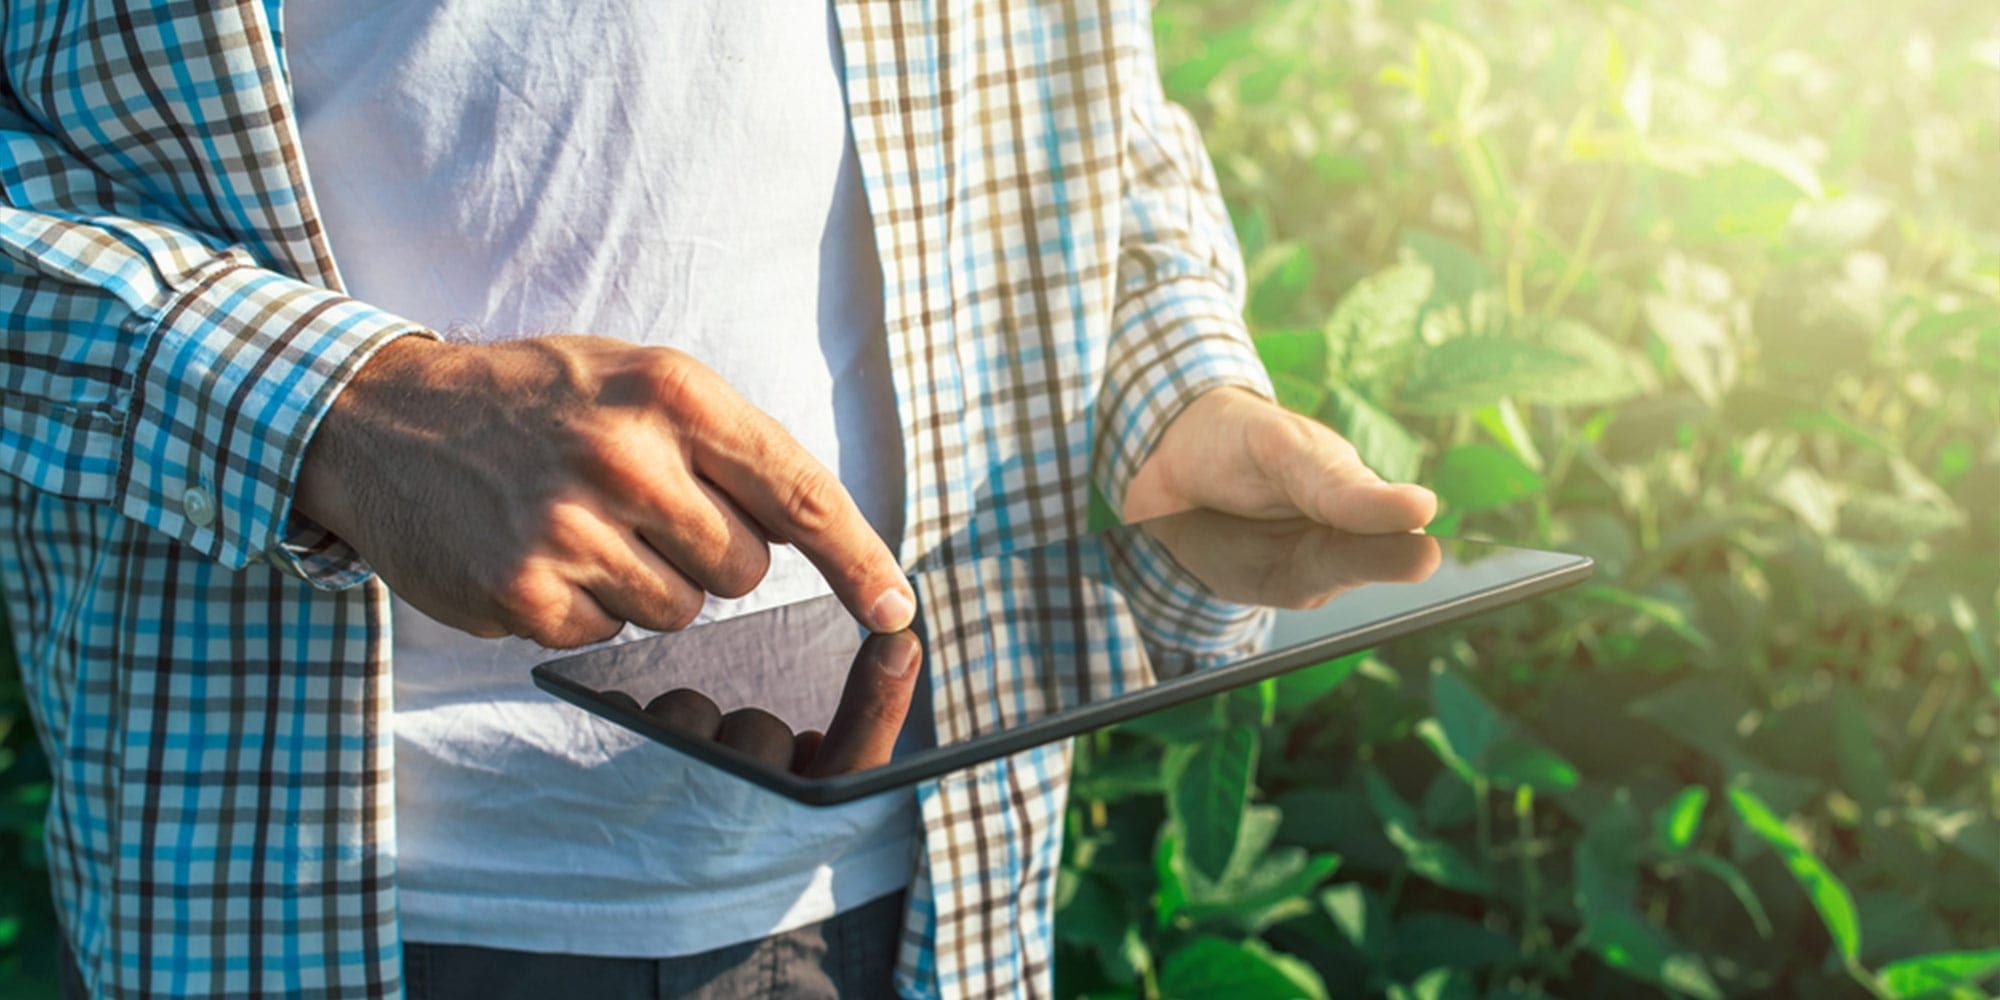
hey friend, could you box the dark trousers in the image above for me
[62,891,904,999]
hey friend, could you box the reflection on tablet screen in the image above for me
[532,510,1589,803]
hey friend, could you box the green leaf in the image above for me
[1181,848,1343,931]
[1155,828,1189,926]
[1324,385,1426,483]
[1427,672,1576,790]
[1159,936,1330,1000]
[1877,949,2000,998]
[1396,337,1588,415]
[1225,680,1278,730]
[1120,697,1221,743]
[1400,229,1492,308]
[1584,909,1726,1000]
[1249,242,1316,326]
[1414,719,1482,787]
[1720,129,1825,199]
[1728,787,1862,962]
[1471,399,1544,473]
[1070,752,1164,802]
[1787,194,1892,252]
[1643,296,1735,407]
[1324,262,1433,387]
[1840,490,1965,543]
[1270,371,1328,416]
[1482,737,1580,792]
[1575,800,1722,997]
[1518,319,1658,407]
[1275,650,1369,714]
[1770,466,1842,536]
[1947,595,1999,694]
[1684,851,1775,939]
[1653,786,1709,854]
[1389,968,1473,1000]
[1362,768,1493,894]
[1817,537,1912,606]
[1219,803,1285,886]
[1161,801,1337,933]
[1580,584,1715,651]
[1832,687,1893,811]
[1254,330,1327,381]
[1432,444,1545,513]
[1320,883,1392,959]
[1575,798,1645,916]
[1406,24,1492,125]
[1169,726,1260,880]
[1276,788,1404,872]
[1431,670,1504,764]
[1086,482,1121,532]
[1420,767,1478,829]
[1629,674,1754,758]
[1057,873,1150,986]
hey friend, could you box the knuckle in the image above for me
[540,609,623,649]
[644,349,705,411]
[490,564,585,643]
[537,501,587,539]
[583,616,626,645]
[492,567,549,622]
[577,429,641,479]
[776,469,842,535]
[706,542,770,599]
[657,588,703,632]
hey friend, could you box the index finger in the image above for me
[806,630,923,777]
[692,408,914,632]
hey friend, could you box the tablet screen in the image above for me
[531,510,1591,804]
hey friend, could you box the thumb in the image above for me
[1267,418,1438,534]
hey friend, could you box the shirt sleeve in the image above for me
[1,111,429,588]
[1102,522,1276,678]
[1092,5,1276,518]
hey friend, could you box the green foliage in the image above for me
[0,620,58,998]
[1061,0,1999,996]
[1169,726,1262,880]
[1,1,1995,996]
[1728,786,1863,967]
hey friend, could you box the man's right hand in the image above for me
[295,335,915,647]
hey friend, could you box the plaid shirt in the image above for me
[0,2,1269,996]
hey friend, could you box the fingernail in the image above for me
[877,633,920,678]
[868,588,915,632]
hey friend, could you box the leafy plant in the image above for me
[1060,1,1999,997]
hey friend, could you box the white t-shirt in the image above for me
[286,0,917,957]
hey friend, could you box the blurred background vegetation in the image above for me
[4,0,1997,997]
[1058,0,1998,997]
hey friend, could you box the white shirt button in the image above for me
[182,486,217,529]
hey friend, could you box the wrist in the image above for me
[295,334,451,540]
[1123,386,1262,522]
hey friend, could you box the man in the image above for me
[0,1,1435,996]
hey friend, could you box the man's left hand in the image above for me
[1124,387,1438,532]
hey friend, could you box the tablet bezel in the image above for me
[531,536,1591,806]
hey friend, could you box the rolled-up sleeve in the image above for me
[1,159,427,586]
[1092,11,1274,517]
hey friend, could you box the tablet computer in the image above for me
[531,509,1591,806]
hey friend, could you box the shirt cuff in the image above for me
[120,253,429,587]
[1093,275,1275,519]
